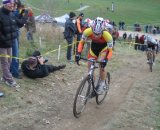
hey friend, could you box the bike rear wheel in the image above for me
[73,76,91,118]
[96,72,110,105]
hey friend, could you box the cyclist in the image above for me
[144,35,158,64]
[75,17,113,95]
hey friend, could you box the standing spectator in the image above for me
[0,0,24,88]
[112,28,119,49]
[25,7,36,42]
[128,33,133,44]
[64,12,77,62]
[75,12,84,53]
[135,34,139,43]
[10,1,28,79]
[145,25,148,33]
[121,21,125,30]
[119,21,122,30]
[148,24,152,33]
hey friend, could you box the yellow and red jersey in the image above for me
[78,27,113,60]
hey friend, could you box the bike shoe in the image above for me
[90,91,96,98]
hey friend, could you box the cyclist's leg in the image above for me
[99,48,108,81]
[87,49,98,96]
[146,45,150,62]
[152,45,156,62]
[87,48,98,74]
[96,48,109,94]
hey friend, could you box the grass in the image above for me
[24,0,160,26]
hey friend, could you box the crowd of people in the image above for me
[0,0,65,96]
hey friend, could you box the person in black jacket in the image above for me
[64,12,77,62]
[21,51,66,79]
[0,0,26,88]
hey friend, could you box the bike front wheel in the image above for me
[96,72,110,105]
[73,76,91,118]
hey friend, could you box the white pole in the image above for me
[58,45,61,61]
[39,27,42,47]
[39,37,42,47]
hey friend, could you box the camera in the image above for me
[36,56,48,64]
[43,57,48,63]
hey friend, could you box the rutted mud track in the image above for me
[0,47,159,130]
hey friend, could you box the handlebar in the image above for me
[77,57,105,66]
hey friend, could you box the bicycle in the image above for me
[147,48,154,72]
[73,58,110,118]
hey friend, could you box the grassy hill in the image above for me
[24,0,160,25]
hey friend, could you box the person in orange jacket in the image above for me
[75,13,84,52]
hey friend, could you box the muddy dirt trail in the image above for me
[0,46,159,130]
[52,51,159,130]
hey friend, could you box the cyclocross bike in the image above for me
[147,48,154,72]
[73,58,110,118]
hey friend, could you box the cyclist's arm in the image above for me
[77,28,92,53]
[103,31,113,60]
[77,35,87,53]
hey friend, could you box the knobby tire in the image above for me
[96,72,110,105]
[73,76,91,118]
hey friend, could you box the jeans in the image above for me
[0,48,13,82]
[67,42,72,61]
[26,31,33,41]
[10,38,19,77]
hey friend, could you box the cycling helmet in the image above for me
[92,17,105,35]
[84,18,92,27]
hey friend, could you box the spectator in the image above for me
[148,25,152,33]
[10,1,28,79]
[121,21,125,30]
[64,12,77,62]
[0,0,25,88]
[135,34,139,43]
[145,25,148,33]
[119,21,122,30]
[21,51,66,79]
[128,33,132,44]
[24,7,36,42]
[112,28,119,49]
[75,12,84,53]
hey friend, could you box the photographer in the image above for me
[21,51,66,79]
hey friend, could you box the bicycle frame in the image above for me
[81,58,99,90]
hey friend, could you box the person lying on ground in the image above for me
[21,51,66,79]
